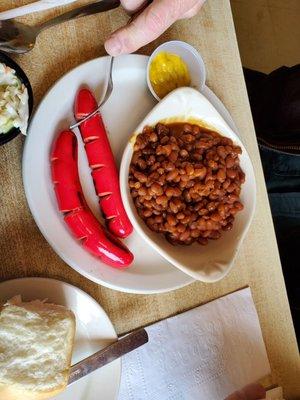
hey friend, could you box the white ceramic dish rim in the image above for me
[120,87,257,282]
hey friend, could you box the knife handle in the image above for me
[0,0,78,20]
[68,328,148,385]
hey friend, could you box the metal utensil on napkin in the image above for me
[0,0,121,54]
[68,328,148,384]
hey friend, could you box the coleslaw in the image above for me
[0,62,29,135]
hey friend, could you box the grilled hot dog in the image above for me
[74,88,133,239]
[51,130,133,268]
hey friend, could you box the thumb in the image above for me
[120,0,147,13]
[105,0,187,56]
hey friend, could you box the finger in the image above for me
[105,0,197,56]
[181,2,205,19]
[225,384,266,400]
[121,0,147,13]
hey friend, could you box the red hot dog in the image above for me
[74,88,133,239]
[51,130,133,268]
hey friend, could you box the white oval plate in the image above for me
[0,277,120,400]
[23,55,240,294]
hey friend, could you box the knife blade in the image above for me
[68,328,148,385]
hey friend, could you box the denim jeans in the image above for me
[260,145,300,342]
[244,66,300,344]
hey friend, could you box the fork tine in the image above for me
[70,56,114,130]
[99,56,114,107]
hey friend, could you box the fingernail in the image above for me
[105,36,123,56]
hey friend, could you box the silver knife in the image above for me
[68,328,148,384]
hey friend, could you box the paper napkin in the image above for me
[119,288,271,400]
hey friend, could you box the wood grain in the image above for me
[0,0,299,398]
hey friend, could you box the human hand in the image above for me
[104,0,206,56]
[225,383,266,400]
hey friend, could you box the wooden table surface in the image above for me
[0,0,299,398]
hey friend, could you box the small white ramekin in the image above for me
[147,40,206,101]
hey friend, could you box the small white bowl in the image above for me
[147,40,206,101]
[120,87,256,282]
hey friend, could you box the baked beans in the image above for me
[129,122,245,246]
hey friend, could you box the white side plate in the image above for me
[0,277,120,400]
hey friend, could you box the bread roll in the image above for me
[0,296,76,400]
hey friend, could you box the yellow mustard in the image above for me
[149,52,191,99]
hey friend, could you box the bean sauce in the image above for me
[129,122,245,246]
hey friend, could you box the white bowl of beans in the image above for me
[120,87,256,282]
